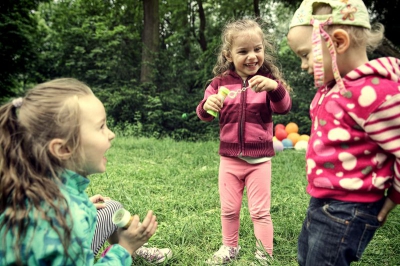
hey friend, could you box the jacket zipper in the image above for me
[239,79,247,155]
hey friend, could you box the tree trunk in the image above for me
[253,0,260,17]
[141,0,159,83]
[196,0,207,52]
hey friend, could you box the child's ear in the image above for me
[331,29,350,54]
[49,139,72,160]
[224,51,233,62]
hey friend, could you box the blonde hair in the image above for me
[213,18,291,91]
[0,78,93,264]
[313,3,384,53]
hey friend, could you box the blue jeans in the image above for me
[298,197,385,266]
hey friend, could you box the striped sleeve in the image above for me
[364,94,400,203]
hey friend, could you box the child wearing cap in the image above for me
[287,0,400,265]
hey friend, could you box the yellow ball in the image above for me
[298,134,310,142]
[295,140,308,151]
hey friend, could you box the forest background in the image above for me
[1,0,400,141]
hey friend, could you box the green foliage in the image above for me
[4,0,399,140]
[0,0,51,100]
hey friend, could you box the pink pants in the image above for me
[219,156,273,255]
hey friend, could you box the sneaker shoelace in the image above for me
[136,247,165,262]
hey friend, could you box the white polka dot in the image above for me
[316,169,323,175]
[307,159,316,175]
[372,175,390,189]
[347,103,355,109]
[339,178,363,190]
[328,128,350,141]
[314,117,318,131]
[359,86,377,107]
[338,152,357,170]
[336,172,343,177]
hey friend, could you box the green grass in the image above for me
[90,137,400,265]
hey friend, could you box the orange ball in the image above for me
[285,122,299,134]
[298,134,310,142]
[275,129,288,141]
[287,132,300,145]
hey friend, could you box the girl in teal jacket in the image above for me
[0,78,157,265]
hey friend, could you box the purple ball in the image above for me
[273,140,284,152]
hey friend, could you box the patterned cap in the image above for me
[289,0,371,91]
[289,0,371,30]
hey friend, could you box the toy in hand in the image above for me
[207,87,230,117]
[112,208,133,229]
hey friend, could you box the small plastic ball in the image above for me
[295,140,308,151]
[287,132,300,145]
[274,123,285,133]
[282,138,293,149]
[273,140,284,152]
[298,134,310,142]
[275,129,288,141]
[285,122,299,134]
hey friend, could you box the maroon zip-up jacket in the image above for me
[196,70,292,158]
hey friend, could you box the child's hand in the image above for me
[204,94,223,113]
[90,194,111,209]
[249,75,278,92]
[377,198,396,225]
[118,210,158,256]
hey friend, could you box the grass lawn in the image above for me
[90,137,400,265]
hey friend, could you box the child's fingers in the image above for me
[205,97,222,111]
[140,210,157,236]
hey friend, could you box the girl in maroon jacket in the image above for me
[196,18,292,265]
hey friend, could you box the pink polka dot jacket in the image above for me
[306,57,400,204]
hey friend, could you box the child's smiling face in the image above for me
[225,30,264,80]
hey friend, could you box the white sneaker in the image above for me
[206,245,241,265]
[135,246,172,264]
[255,250,273,265]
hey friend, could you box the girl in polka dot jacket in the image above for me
[287,0,400,265]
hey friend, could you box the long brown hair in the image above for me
[0,78,93,264]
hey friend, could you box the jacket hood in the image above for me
[344,57,400,83]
